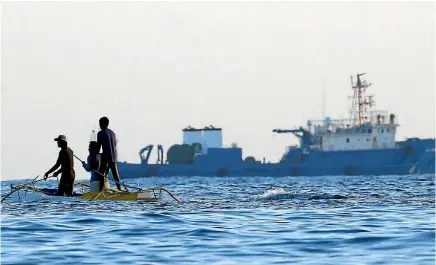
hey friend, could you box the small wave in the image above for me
[345,235,394,244]
[255,188,347,201]
[309,194,347,200]
[184,227,234,238]
[255,187,293,200]
[70,217,104,225]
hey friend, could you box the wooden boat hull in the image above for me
[10,185,162,202]
[80,190,161,201]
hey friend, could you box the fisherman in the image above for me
[81,141,109,192]
[44,135,76,196]
[96,116,123,191]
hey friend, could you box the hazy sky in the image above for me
[1,2,435,180]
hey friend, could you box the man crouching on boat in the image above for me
[44,135,76,196]
[82,141,109,192]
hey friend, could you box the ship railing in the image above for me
[308,115,398,134]
[309,118,355,127]
[309,110,396,126]
[362,110,397,125]
[309,118,356,133]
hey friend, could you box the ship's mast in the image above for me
[357,73,365,125]
[348,73,374,126]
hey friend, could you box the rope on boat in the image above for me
[74,182,128,195]
[88,189,106,201]
[85,186,181,202]
[76,183,181,202]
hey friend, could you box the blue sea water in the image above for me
[1,174,435,265]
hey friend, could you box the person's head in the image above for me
[88,141,99,154]
[99,117,109,129]
[54,135,68,148]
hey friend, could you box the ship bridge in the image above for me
[273,73,400,152]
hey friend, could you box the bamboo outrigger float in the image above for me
[1,176,181,203]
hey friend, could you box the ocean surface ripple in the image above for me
[1,174,435,265]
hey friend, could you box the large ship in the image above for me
[117,73,435,178]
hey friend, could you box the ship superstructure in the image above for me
[117,73,435,178]
[274,73,398,153]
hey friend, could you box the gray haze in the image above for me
[1,2,435,180]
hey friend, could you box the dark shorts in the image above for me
[57,174,75,196]
[98,156,121,191]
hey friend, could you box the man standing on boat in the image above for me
[44,135,76,196]
[96,116,123,191]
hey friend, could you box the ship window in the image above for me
[368,129,372,133]
[346,138,350,143]
[381,129,384,133]
[387,128,390,133]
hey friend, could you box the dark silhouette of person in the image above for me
[82,141,109,192]
[96,117,122,191]
[44,135,76,196]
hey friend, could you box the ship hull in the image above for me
[117,138,435,178]
[118,139,435,178]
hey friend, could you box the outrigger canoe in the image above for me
[4,182,181,203]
